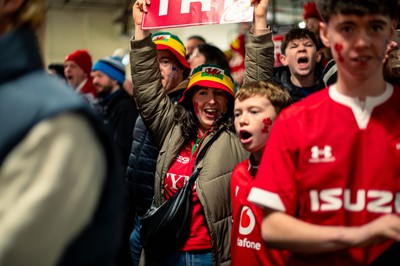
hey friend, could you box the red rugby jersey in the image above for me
[231,159,288,265]
[248,84,400,265]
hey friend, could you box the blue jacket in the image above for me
[126,85,185,216]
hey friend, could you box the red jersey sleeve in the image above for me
[248,110,300,216]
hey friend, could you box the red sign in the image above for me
[142,0,253,30]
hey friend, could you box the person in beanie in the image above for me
[64,49,98,103]
[133,5,248,266]
[92,55,139,266]
[0,0,122,265]
[92,55,139,170]
[127,31,190,265]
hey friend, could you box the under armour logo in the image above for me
[309,145,335,163]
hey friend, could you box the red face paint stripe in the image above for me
[193,101,199,114]
[261,118,273,134]
[334,43,345,63]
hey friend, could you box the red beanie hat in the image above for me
[64,49,93,75]
[303,2,323,22]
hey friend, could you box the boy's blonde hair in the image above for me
[235,81,292,114]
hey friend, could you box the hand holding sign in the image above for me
[133,0,147,25]
[133,0,151,40]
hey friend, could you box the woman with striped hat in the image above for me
[131,4,248,265]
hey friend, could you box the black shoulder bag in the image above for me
[140,130,220,254]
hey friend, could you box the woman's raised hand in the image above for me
[132,0,151,40]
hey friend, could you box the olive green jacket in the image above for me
[130,28,274,266]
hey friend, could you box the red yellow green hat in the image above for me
[152,32,190,70]
[180,64,235,103]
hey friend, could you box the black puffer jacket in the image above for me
[126,85,186,216]
[273,66,321,102]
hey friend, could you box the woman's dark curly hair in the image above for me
[174,87,235,144]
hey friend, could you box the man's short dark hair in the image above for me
[316,0,398,23]
[281,28,319,55]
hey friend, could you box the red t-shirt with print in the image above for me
[164,142,212,251]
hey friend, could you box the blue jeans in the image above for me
[129,216,142,266]
[164,250,213,266]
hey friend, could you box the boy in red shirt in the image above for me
[248,0,400,265]
[231,81,292,265]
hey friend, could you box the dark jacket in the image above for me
[126,85,185,216]
[98,87,139,266]
[273,65,321,102]
[317,59,337,90]
[0,26,121,266]
[99,88,138,171]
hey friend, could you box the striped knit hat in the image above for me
[152,32,190,70]
[180,64,235,103]
[92,56,126,84]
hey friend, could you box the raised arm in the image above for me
[262,210,400,253]
[130,0,176,147]
[252,0,268,29]
[132,0,151,40]
[243,0,275,85]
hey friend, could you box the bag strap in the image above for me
[146,128,224,209]
[187,128,223,186]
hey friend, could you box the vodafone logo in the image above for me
[237,206,262,250]
[239,206,256,235]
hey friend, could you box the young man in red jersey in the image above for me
[248,0,400,265]
[231,81,291,265]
